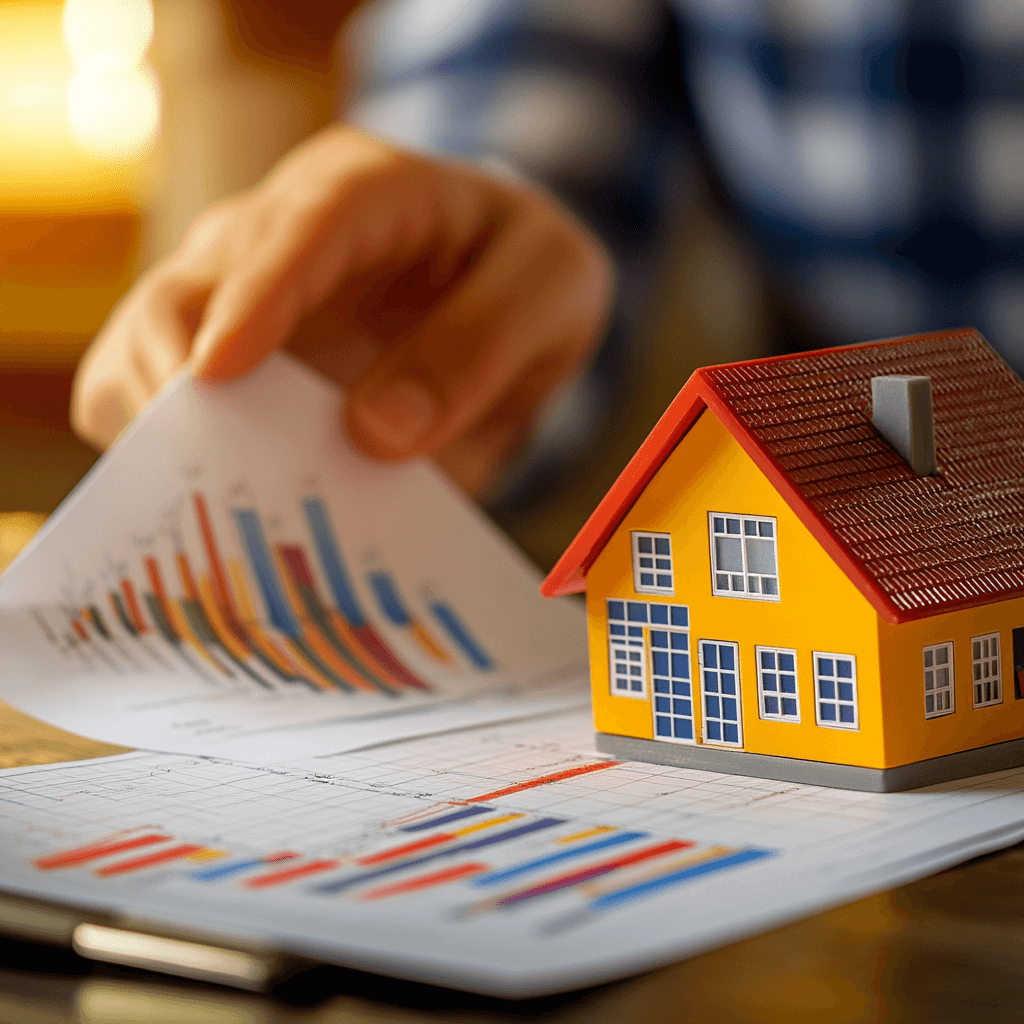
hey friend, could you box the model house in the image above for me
[541,329,1024,791]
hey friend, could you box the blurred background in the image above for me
[0,0,766,568]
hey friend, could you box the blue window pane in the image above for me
[926,694,934,714]
[762,578,779,596]
[726,519,741,534]
[609,624,625,636]
[744,520,757,535]
[724,723,739,743]
[720,673,736,695]
[706,720,721,740]
[640,557,653,569]
[762,672,778,691]
[631,679,643,692]
[839,705,855,723]
[837,660,853,679]
[674,719,693,740]
[706,695,720,718]
[607,601,625,621]
[654,679,669,693]
[628,626,643,638]
[627,603,648,622]
[704,671,719,692]
[838,682,854,702]
[720,646,735,670]
[818,658,834,676]
[656,575,672,588]
[655,537,670,555]
[703,644,718,669]
[673,698,691,717]
[670,606,688,627]
[819,679,835,699]
[649,605,668,625]
[638,536,652,553]
[778,653,794,672]
[655,696,670,713]
[759,522,774,538]
[650,630,668,649]
[655,559,671,571]
[615,680,628,690]
[820,703,836,721]
[653,651,669,675]
[722,697,737,720]
[640,573,654,586]
[629,666,642,677]
[672,681,690,696]
[671,632,688,651]
[628,651,642,662]
[782,697,798,717]
[764,695,779,714]
[760,650,775,669]
[656,716,672,736]
[780,674,797,693]
[713,517,725,532]
[671,652,689,677]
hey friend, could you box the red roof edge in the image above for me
[540,373,708,598]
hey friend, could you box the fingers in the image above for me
[345,191,612,464]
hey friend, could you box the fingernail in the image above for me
[356,377,438,451]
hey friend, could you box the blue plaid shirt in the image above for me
[346,0,1024,497]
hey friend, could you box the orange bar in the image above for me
[193,492,243,625]
[227,559,333,690]
[35,833,169,870]
[244,859,340,889]
[411,620,451,663]
[467,762,621,802]
[359,862,487,902]
[71,617,89,642]
[197,574,257,663]
[96,843,205,877]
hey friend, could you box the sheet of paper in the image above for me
[4,708,1024,998]
[0,355,587,760]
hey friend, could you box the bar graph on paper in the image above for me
[0,355,588,761]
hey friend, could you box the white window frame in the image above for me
[698,639,744,747]
[972,633,1002,708]
[649,618,694,746]
[607,601,648,700]
[813,652,859,730]
[631,531,674,595]
[708,513,780,602]
[755,646,800,722]
[923,641,955,719]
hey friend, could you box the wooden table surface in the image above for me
[3,514,1024,1024]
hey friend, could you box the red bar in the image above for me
[95,843,205,877]
[496,840,692,907]
[71,618,89,642]
[359,862,488,901]
[265,851,301,863]
[120,578,148,633]
[356,832,456,866]
[467,761,621,803]
[194,492,243,626]
[244,859,340,889]
[34,833,169,870]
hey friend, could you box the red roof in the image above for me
[541,328,1024,624]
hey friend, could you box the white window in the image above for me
[607,600,690,710]
[632,532,674,594]
[698,640,743,746]
[814,652,858,730]
[924,642,955,719]
[756,646,800,721]
[972,633,1002,708]
[708,514,779,600]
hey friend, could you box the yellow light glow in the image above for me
[62,0,154,71]
[67,65,159,158]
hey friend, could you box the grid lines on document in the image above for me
[4,711,1015,864]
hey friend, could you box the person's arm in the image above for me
[71,128,612,497]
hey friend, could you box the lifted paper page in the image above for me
[0,355,587,760]
[5,710,1024,997]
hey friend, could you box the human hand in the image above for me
[71,126,612,495]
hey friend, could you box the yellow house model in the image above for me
[542,328,1024,791]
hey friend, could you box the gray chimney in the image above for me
[871,375,937,476]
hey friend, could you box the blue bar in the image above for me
[313,817,566,895]
[589,848,775,911]
[231,509,298,635]
[191,858,264,882]
[399,805,492,833]
[302,497,366,628]
[367,571,411,627]
[429,601,493,670]
[472,832,648,888]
